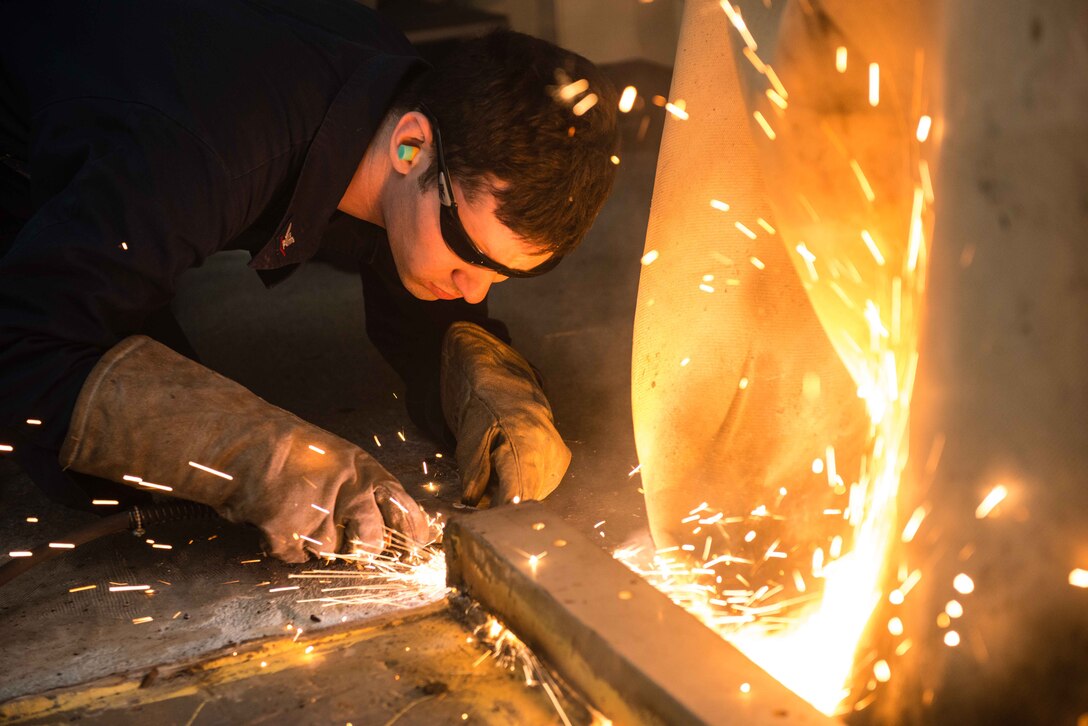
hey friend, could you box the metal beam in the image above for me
[445,503,836,726]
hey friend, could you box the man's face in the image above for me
[386,174,552,305]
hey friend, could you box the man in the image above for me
[0,0,618,562]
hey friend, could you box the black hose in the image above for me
[0,502,218,588]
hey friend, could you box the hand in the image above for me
[60,335,434,563]
[440,322,571,506]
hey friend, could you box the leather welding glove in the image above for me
[440,321,571,506]
[59,335,433,563]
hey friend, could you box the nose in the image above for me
[452,267,501,304]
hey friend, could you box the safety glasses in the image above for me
[422,107,562,279]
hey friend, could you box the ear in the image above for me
[389,111,432,176]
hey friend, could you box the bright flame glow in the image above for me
[626,7,938,716]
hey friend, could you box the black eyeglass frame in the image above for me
[420,106,562,279]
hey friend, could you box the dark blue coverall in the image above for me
[0,0,506,507]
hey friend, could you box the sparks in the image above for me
[753,111,776,140]
[25,418,42,425]
[907,186,925,275]
[953,573,975,594]
[1069,569,1088,588]
[69,585,97,593]
[919,160,935,203]
[557,78,589,102]
[48,542,75,549]
[719,1,757,51]
[741,47,767,77]
[868,63,880,106]
[764,66,789,100]
[735,222,757,240]
[835,46,847,73]
[665,102,689,120]
[975,485,1008,519]
[710,199,731,212]
[572,93,599,117]
[92,499,119,506]
[188,461,233,480]
[750,256,765,270]
[756,218,776,234]
[109,584,150,592]
[641,250,659,266]
[901,505,927,542]
[860,230,886,266]
[618,86,637,113]
[795,243,818,281]
[850,160,876,202]
[915,115,932,142]
[308,445,326,455]
[765,89,788,110]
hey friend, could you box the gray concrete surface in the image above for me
[3,604,569,725]
[0,62,672,714]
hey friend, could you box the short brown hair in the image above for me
[393,31,619,257]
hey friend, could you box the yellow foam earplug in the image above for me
[398,144,419,162]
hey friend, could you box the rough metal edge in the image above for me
[445,502,837,726]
